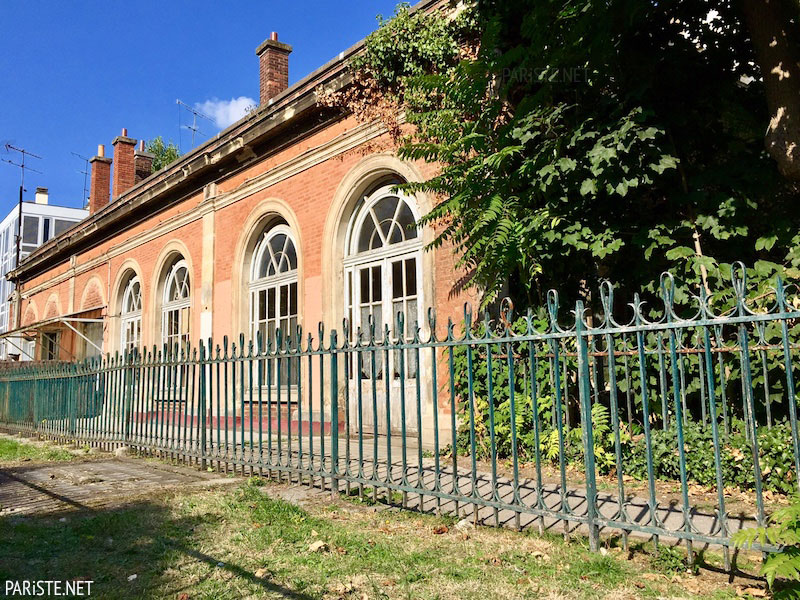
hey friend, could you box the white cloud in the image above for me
[195,96,257,129]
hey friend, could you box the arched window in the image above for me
[162,258,190,349]
[344,184,422,378]
[250,224,298,349]
[120,275,142,353]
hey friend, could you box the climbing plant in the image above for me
[322,1,800,311]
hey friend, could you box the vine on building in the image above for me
[322,1,800,313]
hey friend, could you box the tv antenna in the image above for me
[1,143,42,190]
[176,99,214,148]
[71,151,90,206]
[1,143,42,324]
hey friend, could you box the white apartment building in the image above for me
[0,187,88,359]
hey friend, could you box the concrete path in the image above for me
[0,457,235,517]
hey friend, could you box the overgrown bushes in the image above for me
[624,420,796,495]
[448,308,798,495]
[454,390,797,494]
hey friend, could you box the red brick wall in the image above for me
[19,115,478,360]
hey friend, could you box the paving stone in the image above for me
[0,458,233,516]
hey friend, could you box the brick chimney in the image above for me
[89,145,112,214]
[255,32,292,105]
[112,128,137,199]
[134,140,154,184]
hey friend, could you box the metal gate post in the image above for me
[69,363,78,441]
[199,342,208,471]
[330,330,339,497]
[124,352,134,445]
[575,300,599,551]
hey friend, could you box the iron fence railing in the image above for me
[2,264,800,567]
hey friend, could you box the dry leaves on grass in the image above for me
[531,550,550,561]
[325,575,370,600]
[600,589,637,600]
[677,576,709,596]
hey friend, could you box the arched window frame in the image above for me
[120,275,142,353]
[249,223,299,351]
[344,184,423,378]
[161,258,190,350]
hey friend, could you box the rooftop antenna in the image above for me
[176,99,214,148]
[1,143,42,191]
[1,143,42,330]
[71,151,90,207]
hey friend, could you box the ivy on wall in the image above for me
[321,2,800,313]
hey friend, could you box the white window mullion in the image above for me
[120,275,142,353]
[344,185,423,381]
[249,224,298,385]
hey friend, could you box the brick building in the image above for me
[5,1,475,439]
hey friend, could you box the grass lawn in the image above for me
[0,473,762,600]
[0,436,75,465]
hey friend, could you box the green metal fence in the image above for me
[2,264,799,565]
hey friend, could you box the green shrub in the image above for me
[449,315,798,495]
[649,545,692,575]
[623,420,796,494]
[453,362,796,494]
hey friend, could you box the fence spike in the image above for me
[396,311,405,341]
[731,261,747,312]
[546,289,559,331]
[599,280,614,327]
[418,307,431,343]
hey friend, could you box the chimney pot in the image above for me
[98,144,105,157]
[256,33,292,106]
[122,127,128,137]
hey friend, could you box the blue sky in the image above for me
[0,1,401,214]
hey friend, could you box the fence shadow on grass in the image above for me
[0,499,313,600]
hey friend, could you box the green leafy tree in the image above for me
[326,2,800,310]
[145,137,181,173]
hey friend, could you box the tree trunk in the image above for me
[740,0,800,180]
